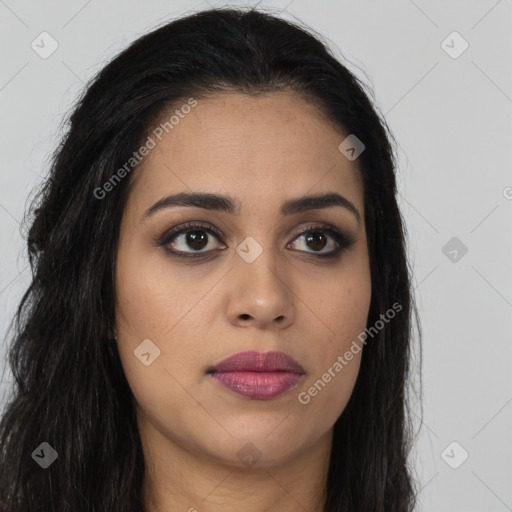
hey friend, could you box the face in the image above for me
[114,90,372,468]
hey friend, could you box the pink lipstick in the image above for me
[207,350,305,400]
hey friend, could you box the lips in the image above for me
[207,350,305,374]
[207,350,305,400]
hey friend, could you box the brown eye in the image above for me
[304,231,328,251]
[288,224,356,258]
[181,229,209,251]
[159,221,225,257]
[157,221,355,260]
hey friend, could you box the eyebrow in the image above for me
[142,191,361,224]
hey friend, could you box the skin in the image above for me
[114,90,372,512]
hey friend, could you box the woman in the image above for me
[0,7,421,511]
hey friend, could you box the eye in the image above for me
[156,221,356,259]
[287,223,356,258]
[157,221,226,258]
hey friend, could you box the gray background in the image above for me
[1,1,511,510]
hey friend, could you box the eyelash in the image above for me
[155,221,356,260]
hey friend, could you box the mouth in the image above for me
[206,350,305,400]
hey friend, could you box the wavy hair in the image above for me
[0,7,422,511]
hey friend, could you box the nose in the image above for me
[226,253,296,330]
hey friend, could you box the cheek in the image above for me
[114,252,179,409]
[310,261,372,355]
[113,251,209,415]
[294,262,370,423]
[298,351,362,437]
[114,247,186,338]
[116,346,202,452]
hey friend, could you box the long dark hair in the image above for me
[0,7,422,511]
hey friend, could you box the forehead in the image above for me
[128,90,364,217]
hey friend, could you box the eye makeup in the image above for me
[152,220,357,261]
